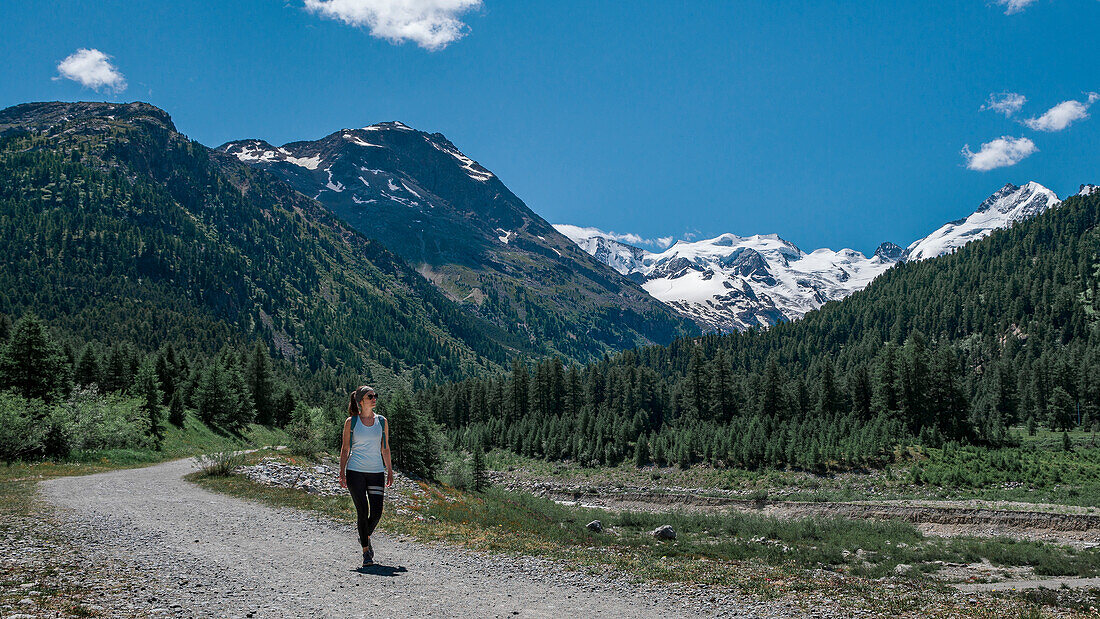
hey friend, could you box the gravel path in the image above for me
[38,459,805,618]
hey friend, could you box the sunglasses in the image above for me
[365,393,378,400]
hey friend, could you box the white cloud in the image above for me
[553,224,673,250]
[55,48,127,92]
[1022,93,1099,131]
[961,136,1037,171]
[981,92,1026,117]
[994,0,1040,14]
[303,0,482,51]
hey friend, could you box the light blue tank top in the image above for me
[347,414,386,473]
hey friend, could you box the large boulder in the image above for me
[650,525,676,540]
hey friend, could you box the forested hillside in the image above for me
[0,101,528,398]
[423,191,1100,471]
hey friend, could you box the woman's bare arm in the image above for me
[339,417,352,488]
[382,417,393,487]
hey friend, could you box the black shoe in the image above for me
[365,538,375,563]
[362,551,373,568]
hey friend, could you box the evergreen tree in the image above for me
[245,342,276,425]
[471,443,487,491]
[74,345,101,388]
[1048,387,1076,432]
[815,358,843,417]
[134,360,164,449]
[384,390,442,479]
[195,362,236,428]
[633,435,650,467]
[101,344,132,393]
[168,391,186,427]
[274,386,296,428]
[0,314,68,402]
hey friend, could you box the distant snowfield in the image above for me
[558,181,1087,332]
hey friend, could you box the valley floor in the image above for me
[6,453,1097,617]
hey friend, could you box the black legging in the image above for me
[346,470,385,547]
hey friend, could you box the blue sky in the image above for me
[2,1,1098,255]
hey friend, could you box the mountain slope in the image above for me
[0,101,521,387]
[220,126,697,361]
[560,182,1074,333]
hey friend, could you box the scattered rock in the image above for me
[894,563,913,575]
[650,525,676,540]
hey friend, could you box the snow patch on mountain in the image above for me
[557,227,899,332]
[905,182,1059,261]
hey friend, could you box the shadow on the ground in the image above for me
[353,564,408,577]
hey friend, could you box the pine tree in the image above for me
[274,386,296,427]
[471,443,487,491]
[195,362,236,428]
[101,344,131,393]
[0,314,68,403]
[1048,387,1075,432]
[135,360,164,449]
[245,342,275,425]
[384,390,442,479]
[633,435,650,467]
[168,391,186,427]
[74,345,101,388]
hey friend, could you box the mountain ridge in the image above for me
[560,181,1084,332]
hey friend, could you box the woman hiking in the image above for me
[339,385,394,567]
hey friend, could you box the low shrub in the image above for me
[192,450,247,477]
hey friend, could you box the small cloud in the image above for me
[55,48,127,93]
[981,92,1026,117]
[553,224,672,250]
[1022,93,1099,132]
[994,0,1039,14]
[961,136,1037,171]
[303,0,482,51]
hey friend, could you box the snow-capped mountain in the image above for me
[221,123,697,360]
[904,182,1060,261]
[560,181,1083,333]
[555,228,901,332]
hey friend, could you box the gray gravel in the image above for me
[38,458,821,618]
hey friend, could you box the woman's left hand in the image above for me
[386,471,394,487]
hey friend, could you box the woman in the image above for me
[339,385,394,567]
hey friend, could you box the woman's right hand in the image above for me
[339,473,347,489]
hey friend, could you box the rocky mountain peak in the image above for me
[873,242,904,262]
[0,101,176,136]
